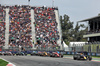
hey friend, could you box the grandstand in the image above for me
[79,15,100,53]
[0,5,63,51]
[0,5,6,47]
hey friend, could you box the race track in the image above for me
[0,56,100,66]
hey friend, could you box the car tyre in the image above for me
[77,56,80,60]
[89,57,92,61]
[74,57,76,60]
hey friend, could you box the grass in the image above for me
[0,59,8,66]
[92,56,100,58]
[64,54,73,56]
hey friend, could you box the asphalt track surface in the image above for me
[0,56,100,66]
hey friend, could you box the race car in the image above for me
[73,51,92,61]
[50,51,63,58]
[46,52,52,57]
[30,51,38,56]
[40,51,48,56]
[3,51,12,56]
[0,52,3,55]
[0,51,13,56]
[16,51,27,56]
[37,51,43,56]
[22,51,28,56]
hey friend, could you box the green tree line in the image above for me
[60,14,88,45]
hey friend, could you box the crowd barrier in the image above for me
[63,51,100,56]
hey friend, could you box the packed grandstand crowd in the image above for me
[34,7,60,50]
[0,5,6,47]
[9,5,32,48]
[0,5,60,50]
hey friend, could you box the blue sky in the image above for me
[1,0,100,26]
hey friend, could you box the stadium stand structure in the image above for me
[5,7,9,49]
[9,5,32,50]
[0,5,6,47]
[79,14,100,53]
[0,5,63,51]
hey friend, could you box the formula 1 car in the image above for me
[37,51,43,56]
[0,52,3,55]
[30,51,38,56]
[40,51,48,56]
[73,51,92,61]
[0,51,13,56]
[3,51,12,56]
[46,52,52,57]
[50,51,63,58]
[16,51,27,56]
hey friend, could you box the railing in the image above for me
[86,31,100,35]
[63,51,100,56]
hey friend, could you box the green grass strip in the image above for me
[92,56,100,58]
[0,59,8,66]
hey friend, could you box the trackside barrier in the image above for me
[88,53,91,55]
[63,52,66,54]
[71,52,74,54]
[64,51,100,56]
[1,50,100,56]
[67,52,70,55]
[96,53,100,56]
[65,52,77,55]
[91,53,96,56]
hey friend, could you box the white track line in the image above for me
[0,57,16,66]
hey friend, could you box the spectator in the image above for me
[0,5,60,50]
[9,5,32,48]
[0,5,6,46]
[34,7,59,49]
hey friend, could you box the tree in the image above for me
[60,14,74,45]
[60,14,88,45]
[73,23,88,41]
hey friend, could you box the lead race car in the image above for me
[73,51,92,61]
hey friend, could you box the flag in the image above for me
[28,0,30,2]
[28,0,30,5]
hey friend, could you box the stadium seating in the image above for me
[9,5,32,48]
[34,7,59,50]
[0,5,6,46]
[0,5,60,50]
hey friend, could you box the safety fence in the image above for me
[63,51,100,56]
[83,44,100,53]
[69,43,100,53]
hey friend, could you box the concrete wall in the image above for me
[4,8,9,49]
[54,10,63,50]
